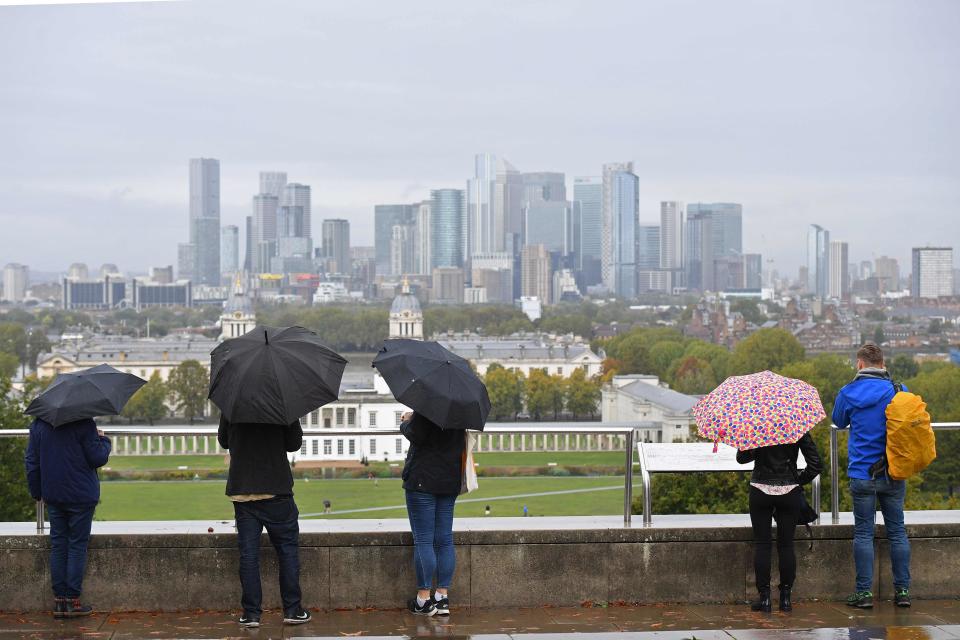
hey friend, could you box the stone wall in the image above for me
[2,522,958,611]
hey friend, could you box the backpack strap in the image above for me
[892,381,903,394]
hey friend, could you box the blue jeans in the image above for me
[405,490,457,590]
[851,476,911,592]
[234,496,302,617]
[47,503,96,598]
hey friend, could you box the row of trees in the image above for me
[484,366,601,421]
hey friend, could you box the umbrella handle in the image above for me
[712,429,726,454]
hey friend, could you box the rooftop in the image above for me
[616,379,699,414]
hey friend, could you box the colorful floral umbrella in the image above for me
[693,370,826,451]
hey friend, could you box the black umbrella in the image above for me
[209,325,347,424]
[25,364,147,427]
[372,339,490,431]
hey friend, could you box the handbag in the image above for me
[796,491,818,550]
[460,431,479,495]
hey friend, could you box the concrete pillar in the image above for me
[180,436,186,453]
[565,434,570,451]
[123,436,129,455]
[520,434,525,452]
[192,435,198,453]
[499,434,504,451]
[158,437,164,455]
[204,437,210,454]
[510,434,515,452]
[135,437,141,455]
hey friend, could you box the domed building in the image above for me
[220,274,257,341]
[389,278,423,339]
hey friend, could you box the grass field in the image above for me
[96,476,628,520]
[104,455,229,471]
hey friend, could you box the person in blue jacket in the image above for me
[24,417,111,618]
[832,343,911,609]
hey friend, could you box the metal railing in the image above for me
[829,422,960,524]
[1,422,638,532]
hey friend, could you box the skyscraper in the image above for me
[521,172,566,205]
[573,177,602,287]
[1,263,28,303]
[243,216,253,272]
[806,224,830,299]
[911,247,954,299]
[321,219,351,274]
[524,200,571,255]
[521,244,552,304]
[874,256,900,292]
[259,171,287,197]
[187,158,220,285]
[660,201,684,290]
[414,201,432,275]
[375,204,414,275]
[466,154,523,258]
[220,225,239,276]
[829,240,849,300]
[684,203,743,292]
[743,253,763,289]
[390,224,415,276]
[252,194,279,273]
[430,189,466,270]
[281,183,312,242]
[637,225,666,293]
[602,162,639,298]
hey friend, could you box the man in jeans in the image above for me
[218,416,311,627]
[25,417,111,618]
[832,343,911,609]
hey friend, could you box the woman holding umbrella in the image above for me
[373,339,489,617]
[694,371,823,613]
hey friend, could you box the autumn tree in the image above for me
[167,360,208,423]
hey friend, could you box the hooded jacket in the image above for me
[831,368,903,480]
[401,413,465,496]
[24,418,111,506]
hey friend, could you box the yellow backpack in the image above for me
[884,383,936,481]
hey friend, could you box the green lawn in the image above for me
[103,455,229,471]
[96,476,629,520]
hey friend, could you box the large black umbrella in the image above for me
[209,325,347,424]
[25,364,147,427]
[372,339,490,431]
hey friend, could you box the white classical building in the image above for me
[388,280,424,339]
[601,375,698,443]
[436,336,602,378]
[219,275,257,340]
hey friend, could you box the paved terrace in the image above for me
[2,601,960,639]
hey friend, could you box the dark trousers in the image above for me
[748,486,801,591]
[47,503,96,598]
[233,496,302,617]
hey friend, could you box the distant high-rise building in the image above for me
[874,256,900,292]
[99,264,120,277]
[911,247,954,299]
[829,241,849,300]
[413,201,432,275]
[149,265,174,284]
[471,252,514,303]
[259,172,287,197]
[321,219,350,274]
[375,204,414,276]
[573,177,602,287]
[2,263,28,303]
[637,225,666,293]
[243,216,253,272]
[524,200,571,255]
[467,154,523,258]
[521,172,566,205]
[743,254,763,289]
[281,183,312,241]
[860,260,874,280]
[806,224,830,299]
[431,267,465,304]
[68,263,89,281]
[660,201,684,290]
[390,224,415,276]
[430,189,466,270]
[221,225,239,275]
[602,162,639,298]
[176,244,195,281]
[521,244,552,304]
[685,203,743,291]
[188,158,221,285]
[252,194,279,273]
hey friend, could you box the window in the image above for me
[323,440,332,455]
[311,439,319,455]
[370,439,377,455]
[324,418,331,428]
[556,367,563,375]
[336,408,345,426]
[310,409,320,426]
[337,440,344,455]
[394,411,403,426]
[140,369,147,378]
[369,412,377,427]
[347,408,356,426]
[395,438,402,454]
[348,439,356,455]
[300,441,307,455]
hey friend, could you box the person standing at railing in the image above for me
[24,418,111,618]
[832,343,912,609]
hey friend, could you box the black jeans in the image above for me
[748,486,802,591]
[233,496,302,617]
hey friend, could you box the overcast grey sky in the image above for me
[1,0,958,276]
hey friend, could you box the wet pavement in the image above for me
[1,600,959,639]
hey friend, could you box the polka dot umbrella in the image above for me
[693,370,826,452]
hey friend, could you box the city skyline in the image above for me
[1,0,958,273]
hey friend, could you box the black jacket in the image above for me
[401,413,465,496]
[218,416,303,497]
[736,432,822,486]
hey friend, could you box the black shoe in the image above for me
[779,585,792,612]
[53,597,66,619]
[433,595,450,616]
[846,590,873,609]
[408,597,437,616]
[238,613,260,628]
[60,598,93,618]
[895,589,912,608]
[750,588,772,613]
[283,608,312,625]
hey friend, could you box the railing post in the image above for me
[811,475,821,526]
[831,427,840,524]
[624,429,634,525]
[36,499,44,534]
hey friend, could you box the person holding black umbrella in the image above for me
[23,364,145,618]
[373,339,489,617]
[210,326,346,629]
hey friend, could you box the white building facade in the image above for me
[601,375,698,443]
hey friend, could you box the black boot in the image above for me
[751,587,772,612]
[778,585,792,612]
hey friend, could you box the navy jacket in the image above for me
[24,418,111,506]
[401,413,464,496]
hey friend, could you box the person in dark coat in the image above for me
[736,432,822,613]
[24,417,110,618]
[217,416,311,628]
[400,411,464,617]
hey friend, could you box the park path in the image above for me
[300,484,622,517]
